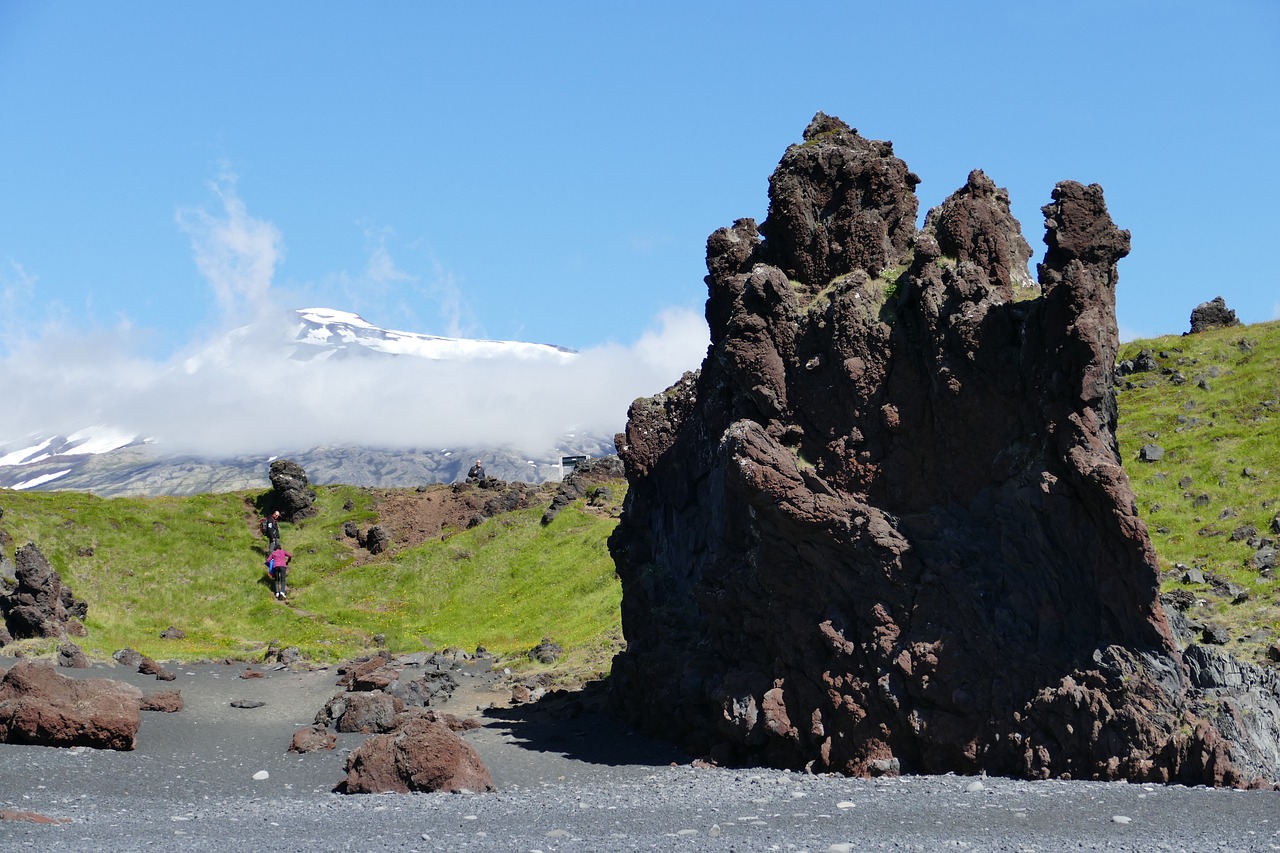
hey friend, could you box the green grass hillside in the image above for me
[0,483,624,677]
[1116,319,1280,664]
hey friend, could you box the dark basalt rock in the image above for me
[1188,296,1241,334]
[267,458,317,521]
[0,544,88,641]
[608,114,1280,788]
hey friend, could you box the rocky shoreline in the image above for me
[1,653,1277,851]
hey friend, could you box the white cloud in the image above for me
[0,177,711,459]
[176,171,284,323]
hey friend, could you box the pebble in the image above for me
[251,770,269,781]
[1112,815,1132,824]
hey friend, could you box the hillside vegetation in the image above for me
[1116,319,1280,665]
[0,482,625,678]
[2,320,1278,672]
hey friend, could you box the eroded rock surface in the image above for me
[608,114,1280,787]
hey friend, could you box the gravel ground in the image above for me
[2,656,1277,852]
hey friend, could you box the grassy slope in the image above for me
[0,484,623,675]
[1116,319,1280,663]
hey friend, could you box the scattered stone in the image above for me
[1201,625,1231,645]
[340,718,495,794]
[230,699,265,709]
[112,648,143,669]
[1182,568,1205,585]
[289,724,337,753]
[56,641,88,669]
[1138,444,1165,462]
[138,657,177,681]
[528,637,564,665]
[318,691,404,733]
[1254,547,1277,572]
[252,769,269,781]
[159,626,186,640]
[363,525,390,555]
[140,689,184,712]
[1231,525,1258,542]
[240,668,265,679]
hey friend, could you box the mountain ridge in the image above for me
[1,308,610,495]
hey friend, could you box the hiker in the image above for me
[267,545,293,600]
[260,510,281,551]
[466,459,485,482]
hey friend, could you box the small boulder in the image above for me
[528,637,564,665]
[0,660,142,750]
[56,642,88,669]
[289,724,337,753]
[340,718,495,794]
[1138,444,1165,462]
[112,648,143,669]
[140,690,184,712]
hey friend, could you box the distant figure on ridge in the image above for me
[260,510,281,551]
[267,545,293,601]
[466,459,485,482]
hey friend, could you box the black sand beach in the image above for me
[1,655,1276,852]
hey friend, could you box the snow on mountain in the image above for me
[289,308,578,363]
[0,310,609,495]
[0,425,137,467]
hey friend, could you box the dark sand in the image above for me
[2,655,1276,852]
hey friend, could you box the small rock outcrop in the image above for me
[608,114,1280,788]
[267,459,317,521]
[1188,296,1241,334]
[0,544,88,642]
[0,660,142,750]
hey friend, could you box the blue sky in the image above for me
[0,2,1277,454]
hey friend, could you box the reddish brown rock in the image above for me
[340,718,494,794]
[0,807,72,824]
[350,665,400,692]
[139,689,183,713]
[137,656,176,681]
[608,114,1280,787]
[336,654,392,689]
[289,724,337,753]
[0,660,142,750]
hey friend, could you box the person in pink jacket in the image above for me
[267,546,293,600]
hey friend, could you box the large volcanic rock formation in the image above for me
[608,114,1280,787]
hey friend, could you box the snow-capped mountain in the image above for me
[0,309,610,496]
[288,308,577,362]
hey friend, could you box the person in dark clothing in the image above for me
[260,510,281,551]
[466,459,485,482]
[267,546,293,600]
